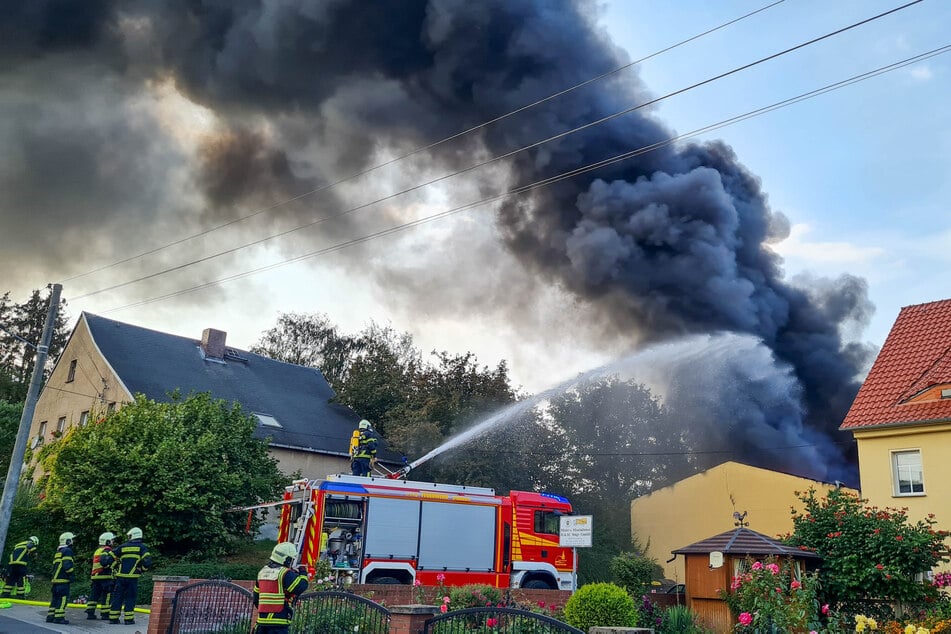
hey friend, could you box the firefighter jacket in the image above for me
[253,562,308,627]
[7,540,36,568]
[353,430,377,460]
[113,539,152,579]
[90,546,115,580]
[51,546,74,585]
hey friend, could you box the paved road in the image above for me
[0,604,148,633]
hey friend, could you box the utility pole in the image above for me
[0,283,62,560]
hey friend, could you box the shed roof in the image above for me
[672,527,818,559]
[83,312,361,456]
[840,299,951,430]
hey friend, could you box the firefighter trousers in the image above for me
[87,578,113,617]
[47,583,70,621]
[0,565,27,597]
[110,577,138,623]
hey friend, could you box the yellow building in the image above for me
[840,298,951,534]
[630,461,854,581]
[28,312,364,479]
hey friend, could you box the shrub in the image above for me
[446,584,503,609]
[719,556,820,632]
[659,604,710,634]
[611,550,661,596]
[563,582,639,631]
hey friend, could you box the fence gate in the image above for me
[424,606,585,633]
[292,590,390,634]
[167,579,254,634]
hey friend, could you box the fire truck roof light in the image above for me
[540,492,570,503]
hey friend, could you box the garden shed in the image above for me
[671,526,820,633]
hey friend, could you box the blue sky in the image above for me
[603,0,950,347]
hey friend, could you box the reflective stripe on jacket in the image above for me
[254,564,309,626]
[51,547,74,584]
[114,540,152,578]
[8,541,35,567]
[91,546,115,579]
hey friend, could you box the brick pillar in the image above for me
[389,605,440,634]
[147,575,190,634]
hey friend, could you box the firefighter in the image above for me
[350,419,377,477]
[46,532,75,625]
[86,531,116,620]
[0,535,38,598]
[253,542,309,634]
[109,527,152,625]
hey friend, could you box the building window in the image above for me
[107,402,116,413]
[39,421,47,437]
[892,450,925,495]
[254,413,282,428]
[79,411,89,427]
[66,359,77,383]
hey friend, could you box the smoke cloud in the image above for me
[0,0,874,483]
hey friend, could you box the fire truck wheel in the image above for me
[370,576,402,585]
[523,578,554,590]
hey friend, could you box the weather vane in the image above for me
[733,510,749,527]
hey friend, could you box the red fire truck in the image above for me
[277,474,576,590]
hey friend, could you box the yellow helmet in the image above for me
[99,532,116,546]
[59,532,75,547]
[127,527,143,540]
[270,542,298,565]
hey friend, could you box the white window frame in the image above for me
[891,449,925,496]
[79,411,89,427]
[57,416,66,433]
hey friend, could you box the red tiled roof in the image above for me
[841,299,951,430]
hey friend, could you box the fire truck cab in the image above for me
[278,474,576,591]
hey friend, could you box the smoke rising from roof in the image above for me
[0,0,874,482]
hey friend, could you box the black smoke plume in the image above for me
[0,0,874,483]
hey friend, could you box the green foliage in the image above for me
[41,392,289,557]
[446,584,504,608]
[563,582,639,631]
[786,488,949,611]
[3,482,66,579]
[0,289,68,402]
[658,604,711,634]
[611,548,662,596]
[719,557,819,632]
[0,400,22,476]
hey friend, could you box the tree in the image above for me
[786,488,949,614]
[250,312,362,388]
[0,288,68,402]
[40,392,289,557]
[0,400,22,477]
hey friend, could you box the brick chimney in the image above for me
[200,328,227,360]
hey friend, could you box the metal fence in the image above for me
[424,607,584,633]
[167,579,254,634]
[291,590,390,633]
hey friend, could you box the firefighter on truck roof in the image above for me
[254,542,309,633]
[350,419,378,477]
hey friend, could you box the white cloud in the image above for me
[909,66,933,81]
[769,223,885,264]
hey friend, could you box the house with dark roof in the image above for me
[28,312,366,479]
[840,298,951,530]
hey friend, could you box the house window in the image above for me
[254,413,282,428]
[892,450,925,495]
[107,402,116,413]
[39,421,47,437]
[57,417,66,432]
[66,359,77,383]
[79,411,89,427]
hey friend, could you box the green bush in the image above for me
[446,584,503,609]
[659,604,710,634]
[611,550,661,596]
[563,582,638,631]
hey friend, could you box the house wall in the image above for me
[28,316,131,472]
[630,462,852,581]
[854,423,951,537]
[269,447,351,480]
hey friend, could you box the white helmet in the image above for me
[127,527,143,540]
[99,532,116,546]
[59,532,75,547]
[270,542,298,565]
[28,536,39,547]
[358,419,371,430]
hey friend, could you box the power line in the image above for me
[96,43,950,314]
[59,0,787,285]
[71,0,925,303]
[0,324,37,349]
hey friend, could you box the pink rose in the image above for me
[790,580,801,590]
[821,604,830,615]
[443,596,451,604]
[765,563,780,575]
[440,604,448,613]
[751,561,763,571]
[739,612,753,626]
